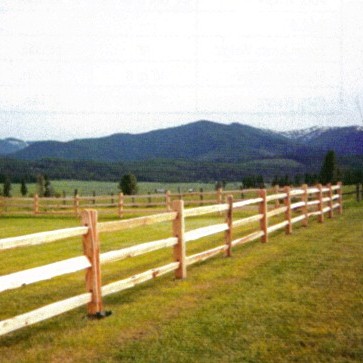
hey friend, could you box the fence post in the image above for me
[92,191,96,205]
[356,183,362,202]
[74,194,80,216]
[225,195,233,257]
[302,184,309,227]
[240,186,244,200]
[317,184,324,223]
[199,188,204,206]
[284,186,292,234]
[118,192,124,218]
[338,182,343,214]
[328,183,334,218]
[274,184,280,209]
[259,189,268,243]
[217,188,223,205]
[81,209,104,316]
[172,200,186,279]
[178,187,182,200]
[34,194,39,215]
[165,190,171,211]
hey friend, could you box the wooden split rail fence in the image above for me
[0,188,258,217]
[0,183,343,337]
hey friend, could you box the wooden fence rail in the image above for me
[0,183,343,337]
[0,188,261,218]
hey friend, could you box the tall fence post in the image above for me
[172,200,186,279]
[317,184,324,223]
[81,209,104,316]
[259,189,268,243]
[274,185,280,209]
[118,193,124,218]
[338,181,343,214]
[284,186,292,234]
[34,194,39,215]
[328,183,334,218]
[165,190,171,211]
[225,195,233,257]
[74,194,80,217]
[302,184,309,227]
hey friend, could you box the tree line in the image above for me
[0,151,361,197]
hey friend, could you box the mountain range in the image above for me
[2,121,362,163]
[0,121,362,183]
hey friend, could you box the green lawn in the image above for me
[0,195,362,362]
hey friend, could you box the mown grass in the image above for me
[0,194,361,362]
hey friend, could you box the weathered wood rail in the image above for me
[0,183,343,337]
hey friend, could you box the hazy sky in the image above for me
[1,0,363,141]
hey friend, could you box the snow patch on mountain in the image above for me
[281,127,338,141]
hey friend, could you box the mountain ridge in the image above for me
[2,121,363,163]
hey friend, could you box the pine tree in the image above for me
[36,174,45,197]
[320,150,337,184]
[20,179,28,196]
[3,178,11,197]
[44,175,55,197]
[119,173,138,195]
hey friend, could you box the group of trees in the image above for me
[271,151,342,187]
[241,175,265,189]
[0,178,27,197]
[0,174,55,198]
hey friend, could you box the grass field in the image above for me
[6,180,243,197]
[0,192,361,362]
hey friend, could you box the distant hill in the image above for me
[10,120,318,162]
[0,138,28,155]
[281,126,363,155]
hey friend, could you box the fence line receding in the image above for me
[0,183,343,337]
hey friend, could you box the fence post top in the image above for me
[259,189,267,197]
[172,199,184,208]
[81,209,98,218]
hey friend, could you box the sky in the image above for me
[0,0,363,141]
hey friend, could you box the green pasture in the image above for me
[0,189,361,362]
[7,180,241,197]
